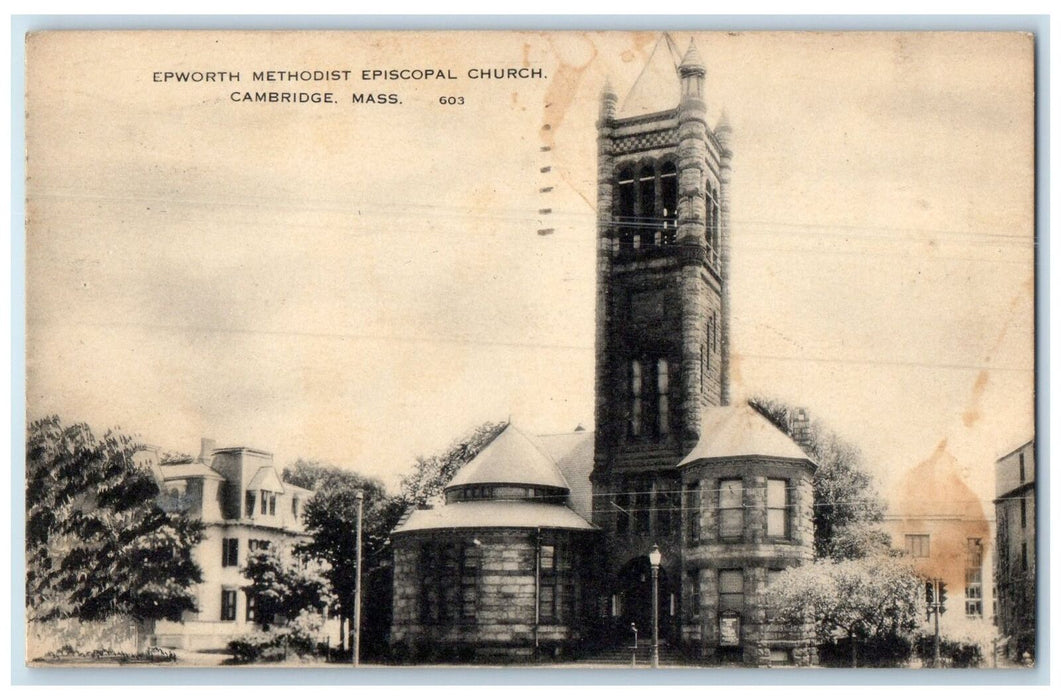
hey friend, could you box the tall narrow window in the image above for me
[245,491,256,518]
[221,589,237,621]
[766,479,790,538]
[1020,496,1027,528]
[540,584,556,622]
[718,569,744,612]
[1019,452,1026,483]
[638,166,656,226]
[630,360,643,437]
[246,593,257,622]
[685,481,701,544]
[719,479,743,539]
[221,537,239,567]
[656,478,679,536]
[617,166,636,250]
[660,162,677,238]
[965,538,983,618]
[419,543,440,624]
[461,543,478,621]
[1021,542,1028,571]
[657,358,670,436]
[686,571,701,618]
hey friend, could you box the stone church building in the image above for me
[390,35,817,666]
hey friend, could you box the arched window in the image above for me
[617,165,636,250]
[638,164,656,220]
[660,161,677,240]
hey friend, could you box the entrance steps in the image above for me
[577,640,690,667]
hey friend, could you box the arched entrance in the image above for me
[608,555,676,644]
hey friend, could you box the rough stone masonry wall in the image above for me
[681,457,816,665]
[391,528,587,658]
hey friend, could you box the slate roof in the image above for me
[618,33,683,119]
[447,423,570,491]
[537,430,594,521]
[678,404,816,467]
[393,500,596,534]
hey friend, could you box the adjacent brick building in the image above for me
[994,439,1036,661]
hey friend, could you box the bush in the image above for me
[914,634,984,668]
[226,631,274,664]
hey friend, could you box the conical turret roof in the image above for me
[446,423,570,490]
[618,33,683,119]
[678,404,816,467]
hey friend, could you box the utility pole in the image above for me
[352,489,364,667]
[932,579,941,669]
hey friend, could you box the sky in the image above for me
[25,31,1034,506]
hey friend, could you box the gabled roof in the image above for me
[393,500,596,534]
[447,424,570,491]
[618,33,683,119]
[536,430,594,520]
[678,404,815,467]
[247,466,286,493]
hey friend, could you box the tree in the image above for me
[283,460,404,657]
[768,556,923,667]
[241,549,334,625]
[25,416,203,626]
[749,397,888,559]
[398,420,508,506]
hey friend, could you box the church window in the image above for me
[460,544,478,621]
[419,544,440,623]
[719,479,744,539]
[657,359,670,436]
[656,477,680,537]
[766,479,790,538]
[540,584,556,622]
[686,571,701,618]
[718,569,744,612]
[685,481,701,544]
[638,165,656,224]
[660,161,678,240]
[540,545,555,571]
[629,360,643,437]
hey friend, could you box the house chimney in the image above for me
[789,408,812,453]
[198,437,217,463]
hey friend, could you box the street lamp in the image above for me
[648,544,661,669]
[352,489,364,667]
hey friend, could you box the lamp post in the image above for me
[648,545,661,669]
[352,489,364,667]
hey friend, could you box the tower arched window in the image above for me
[629,359,643,437]
[638,164,656,247]
[617,166,636,250]
[657,358,670,436]
[660,161,677,244]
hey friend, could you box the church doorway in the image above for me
[607,555,676,645]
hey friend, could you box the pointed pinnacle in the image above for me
[680,38,705,71]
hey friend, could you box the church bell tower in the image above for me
[590,34,734,638]
[593,35,732,498]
